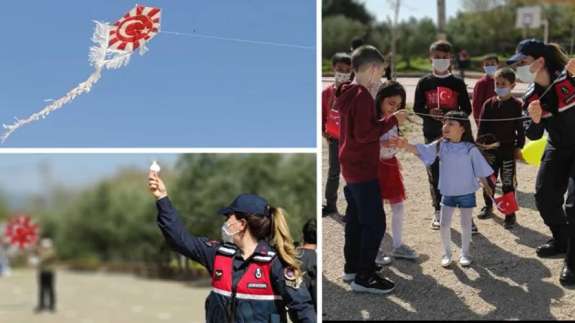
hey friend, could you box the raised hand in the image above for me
[148,171,168,199]
[528,100,543,124]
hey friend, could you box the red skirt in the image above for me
[377,157,406,204]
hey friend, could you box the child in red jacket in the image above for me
[472,54,499,124]
[322,53,352,216]
[336,45,406,294]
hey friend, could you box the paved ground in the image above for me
[0,269,210,323]
[322,125,575,320]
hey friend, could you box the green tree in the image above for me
[172,154,316,243]
[322,0,374,25]
[396,17,437,68]
[448,1,575,56]
[0,193,8,222]
[323,15,368,59]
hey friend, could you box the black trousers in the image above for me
[482,144,517,215]
[324,138,340,210]
[343,180,386,277]
[535,144,575,268]
[38,270,55,311]
[425,137,442,211]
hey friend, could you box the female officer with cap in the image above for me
[148,170,316,323]
[508,38,575,285]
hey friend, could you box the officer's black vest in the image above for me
[524,75,575,148]
[205,243,287,323]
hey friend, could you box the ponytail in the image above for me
[269,207,302,278]
[239,205,302,278]
[544,43,569,78]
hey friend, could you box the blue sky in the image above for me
[0,1,316,147]
[364,0,461,23]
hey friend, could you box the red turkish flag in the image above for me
[425,87,459,111]
[494,192,519,215]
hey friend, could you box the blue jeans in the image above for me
[441,193,476,208]
[343,180,386,276]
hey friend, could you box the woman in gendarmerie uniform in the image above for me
[147,171,316,323]
[507,39,575,286]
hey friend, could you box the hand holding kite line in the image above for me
[1,5,162,142]
[148,170,168,200]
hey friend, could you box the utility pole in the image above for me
[437,0,447,40]
[390,0,401,80]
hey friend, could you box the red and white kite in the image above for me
[4,215,39,249]
[1,5,162,142]
[109,6,161,52]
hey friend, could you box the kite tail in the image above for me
[1,21,133,142]
[90,21,133,70]
[1,68,103,143]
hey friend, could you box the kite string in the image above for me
[161,30,315,50]
[408,111,530,122]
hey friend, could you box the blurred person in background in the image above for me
[297,219,316,310]
[34,238,57,313]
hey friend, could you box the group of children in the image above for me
[322,39,526,293]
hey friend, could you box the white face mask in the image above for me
[516,64,535,83]
[432,58,451,73]
[334,72,351,84]
[483,65,497,76]
[365,66,383,98]
[221,222,240,243]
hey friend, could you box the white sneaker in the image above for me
[459,255,472,267]
[392,245,418,260]
[342,272,356,283]
[441,255,453,268]
[375,252,392,266]
[431,210,441,230]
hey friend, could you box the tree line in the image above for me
[323,0,575,70]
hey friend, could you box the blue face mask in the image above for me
[483,65,497,76]
[495,87,511,98]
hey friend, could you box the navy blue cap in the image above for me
[217,194,271,217]
[507,39,546,65]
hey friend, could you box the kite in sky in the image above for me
[0,4,313,142]
[1,5,161,142]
